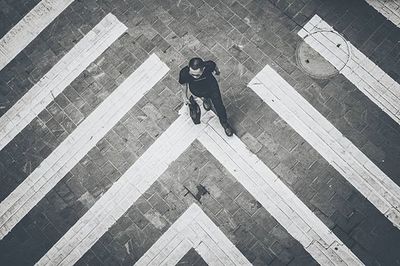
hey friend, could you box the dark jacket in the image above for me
[178,60,219,98]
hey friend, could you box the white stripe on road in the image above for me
[135,203,251,266]
[36,108,215,266]
[298,15,400,125]
[0,0,75,70]
[198,117,363,266]
[0,13,127,151]
[249,65,400,229]
[365,0,400,27]
[39,104,361,265]
[0,54,169,240]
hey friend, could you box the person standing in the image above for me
[178,57,234,136]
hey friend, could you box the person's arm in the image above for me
[179,67,191,105]
[181,84,191,105]
[214,64,220,75]
[179,67,188,84]
[205,60,220,75]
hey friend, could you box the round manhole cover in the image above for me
[296,41,341,79]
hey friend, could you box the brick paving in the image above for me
[0,0,400,265]
[77,142,317,265]
[364,0,400,28]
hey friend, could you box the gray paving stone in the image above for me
[241,132,263,153]
[177,248,208,265]
[147,192,170,215]
[214,1,235,20]
[229,14,250,34]
[80,143,314,264]
[1,0,400,265]
[230,1,250,19]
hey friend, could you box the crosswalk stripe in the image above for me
[0,13,127,152]
[248,65,400,230]
[198,117,363,265]
[364,0,400,27]
[135,203,251,266]
[0,0,75,71]
[38,101,360,265]
[36,107,215,265]
[298,15,400,125]
[0,54,169,241]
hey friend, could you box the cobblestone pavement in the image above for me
[0,0,399,265]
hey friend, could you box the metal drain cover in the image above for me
[296,41,339,79]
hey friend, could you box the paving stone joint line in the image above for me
[0,53,168,240]
[248,64,400,230]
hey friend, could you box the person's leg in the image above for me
[201,97,212,111]
[210,92,233,136]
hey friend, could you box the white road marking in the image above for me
[298,15,400,125]
[0,0,75,70]
[135,203,251,266]
[248,65,400,229]
[0,54,169,240]
[365,0,400,27]
[37,100,361,265]
[0,13,127,151]
[36,107,215,266]
[198,117,363,266]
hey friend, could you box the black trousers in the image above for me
[204,91,228,125]
[189,83,228,125]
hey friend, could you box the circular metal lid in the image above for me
[296,40,341,79]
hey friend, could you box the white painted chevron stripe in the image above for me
[135,203,251,266]
[36,108,214,266]
[0,54,169,240]
[0,0,75,70]
[248,65,400,230]
[0,13,127,151]
[365,0,400,27]
[38,104,361,265]
[198,117,363,266]
[298,15,400,125]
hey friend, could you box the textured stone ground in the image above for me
[0,0,399,265]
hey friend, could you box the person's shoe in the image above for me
[203,98,212,111]
[222,122,234,137]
